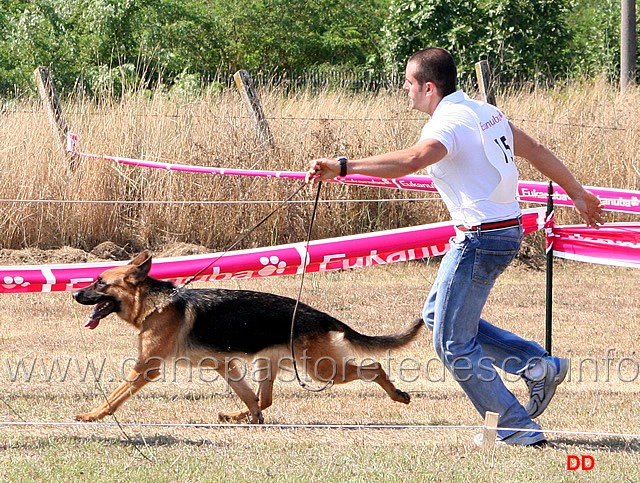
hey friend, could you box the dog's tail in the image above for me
[341,318,424,352]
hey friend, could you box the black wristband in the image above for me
[337,156,348,177]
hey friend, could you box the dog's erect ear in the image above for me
[129,250,151,266]
[128,250,152,281]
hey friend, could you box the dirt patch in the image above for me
[0,247,95,265]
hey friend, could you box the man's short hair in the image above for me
[408,48,457,97]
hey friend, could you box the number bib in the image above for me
[467,101,519,204]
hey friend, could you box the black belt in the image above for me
[456,216,522,233]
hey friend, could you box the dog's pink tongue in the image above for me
[84,318,100,330]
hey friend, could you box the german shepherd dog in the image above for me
[72,251,423,423]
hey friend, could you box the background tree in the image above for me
[482,0,572,82]
[382,0,573,83]
[0,0,635,97]
[212,0,388,74]
[566,0,621,79]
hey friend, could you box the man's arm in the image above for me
[305,138,447,183]
[510,122,605,227]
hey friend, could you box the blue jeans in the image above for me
[422,224,547,438]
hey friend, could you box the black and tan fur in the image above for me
[72,251,423,423]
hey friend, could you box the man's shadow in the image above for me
[550,436,640,453]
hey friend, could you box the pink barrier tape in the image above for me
[0,209,546,294]
[67,133,640,214]
[544,209,554,254]
[518,181,640,215]
[551,223,640,269]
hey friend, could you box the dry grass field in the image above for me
[0,261,638,481]
[0,80,639,480]
[1,78,639,252]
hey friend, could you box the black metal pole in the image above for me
[545,181,554,355]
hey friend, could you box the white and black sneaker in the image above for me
[473,430,548,447]
[523,357,569,419]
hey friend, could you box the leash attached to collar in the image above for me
[160,174,331,391]
[289,182,334,392]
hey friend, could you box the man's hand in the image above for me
[306,158,340,184]
[573,189,605,228]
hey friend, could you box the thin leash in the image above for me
[171,174,332,391]
[166,176,332,391]
[289,182,334,392]
[168,180,309,297]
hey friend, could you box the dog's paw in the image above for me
[218,409,264,424]
[394,389,411,404]
[75,411,102,422]
[251,411,264,425]
[218,409,250,423]
[218,411,232,422]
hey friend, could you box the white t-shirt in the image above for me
[420,90,521,227]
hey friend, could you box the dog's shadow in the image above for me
[76,433,229,449]
[112,434,224,448]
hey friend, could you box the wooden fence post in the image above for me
[34,66,78,171]
[233,70,274,149]
[475,60,496,106]
[482,411,500,453]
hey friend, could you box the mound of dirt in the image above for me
[89,241,131,261]
[0,246,94,265]
[513,239,545,271]
[157,242,211,258]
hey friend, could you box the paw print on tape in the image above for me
[258,256,287,276]
[2,275,28,288]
